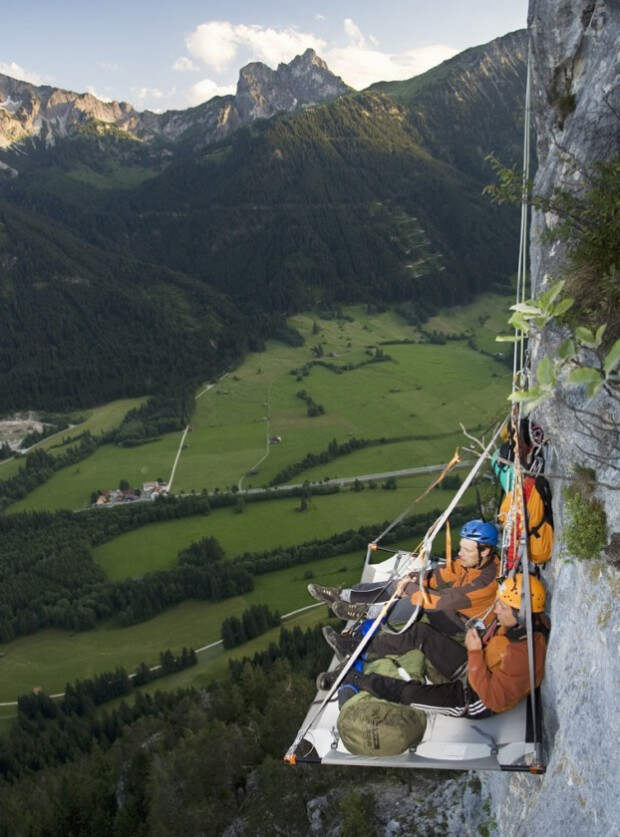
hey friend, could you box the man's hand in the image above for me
[465,628,482,651]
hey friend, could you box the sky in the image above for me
[1,1,528,112]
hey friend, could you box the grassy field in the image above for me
[174,306,509,491]
[0,548,368,702]
[0,397,146,483]
[4,303,509,512]
[93,475,464,580]
[295,438,466,483]
[425,291,512,356]
[7,432,181,513]
[66,163,158,190]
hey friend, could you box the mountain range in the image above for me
[0,30,527,411]
[0,49,350,157]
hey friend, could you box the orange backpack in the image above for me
[499,475,554,569]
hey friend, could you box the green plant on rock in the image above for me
[488,155,620,412]
[563,468,608,560]
[486,156,620,335]
[339,788,377,837]
[497,279,620,412]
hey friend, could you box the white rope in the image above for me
[513,53,532,392]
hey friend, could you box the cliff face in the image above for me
[485,2,620,834]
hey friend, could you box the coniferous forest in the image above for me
[0,33,526,412]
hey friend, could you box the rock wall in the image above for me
[485,2,619,835]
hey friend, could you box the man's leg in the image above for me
[368,621,466,680]
[345,581,396,604]
[424,610,465,636]
[359,671,468,716]
[355,671,491,718]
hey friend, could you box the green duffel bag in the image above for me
[337,653,427,756]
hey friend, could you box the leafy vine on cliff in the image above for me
[486,155,620,413]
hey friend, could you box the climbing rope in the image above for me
[505,49,544,770]
[513,52,532,391]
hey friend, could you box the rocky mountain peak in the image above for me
[0,50,349,159]
[235,50,349,122]
[286,48,329,73]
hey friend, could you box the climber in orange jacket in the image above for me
[309,519,500,634]
[319,574,549,717]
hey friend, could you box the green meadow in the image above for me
[174,307,510,492]
[93,474,460,580]
[0,549,366,702]
[425,291,512,355]
[0,301,509,713]
[8,433,181,514]
[0,397,146,483]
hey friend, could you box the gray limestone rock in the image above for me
[483,2,620,835]
[307,795,329,834]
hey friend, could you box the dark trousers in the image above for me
[358,622,491,718]
[349,583,464,634]
[367,621,466,680]
[358,671,491,718]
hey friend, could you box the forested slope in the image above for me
[0,31,526,410]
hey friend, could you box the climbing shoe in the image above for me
[322,626,358,662]
[307,583,342,605]
[331,600,369,621]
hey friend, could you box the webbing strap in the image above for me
[420,424,504,557]
[371,449,461,546]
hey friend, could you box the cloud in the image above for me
[97,61,119,73]
[172,56,199,72]
[325,20,458,90]
[180,17,458,100]
[343,18,366,48]
[186,78,235,106]
[133,86,165,101]
[0,61,42,85]
[186,20,326,73]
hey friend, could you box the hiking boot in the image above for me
[322,626,358,662]
[331,600,369,621]
[316,662,346,691]
[338,683,360,708]
[307,583,342,605]
[316,665,363,692]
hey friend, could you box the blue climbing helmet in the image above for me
[460,519,499,547]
